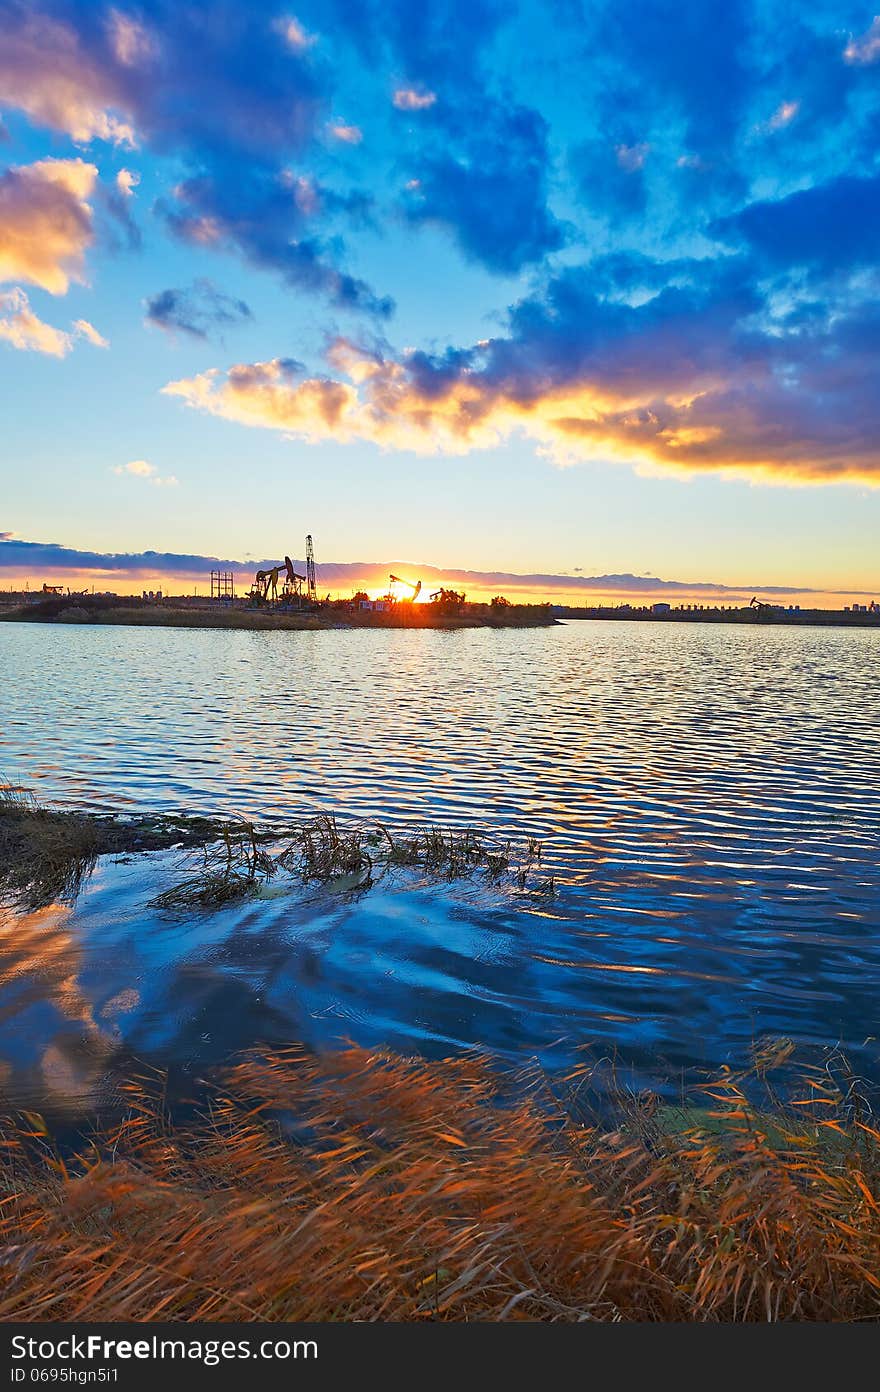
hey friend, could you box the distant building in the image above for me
[652,602,671,614]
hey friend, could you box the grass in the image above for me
[0,782,271,910]
[0,1044,878,1321]
[0,784,106,909]
[151,816,546,909]
[1,783,550,911]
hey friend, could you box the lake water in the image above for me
[2,619,879,1113]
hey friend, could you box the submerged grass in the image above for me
[2,785,546,912]
[0,1044,878,1322]
[151,816,545,909]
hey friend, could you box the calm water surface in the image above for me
[1,619,879,1111]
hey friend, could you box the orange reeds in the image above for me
[0,1046,878,1322]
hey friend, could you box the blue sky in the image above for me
[1,0,879,599]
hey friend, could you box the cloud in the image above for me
[0,288,72,356]
[714,175,880,276]
[72,318,108,347]
[162,252,880,485]
[402,103,566,273]
[392,87,437,110]
[616,142,649,172]
[158,169,393,317]
[844,17,880,65]
[115,168,139,197]
[162,358,357,437]
[0,289,107,356]
[334,0,561,274]
[112,459,178,486]
[0,2,320,154]
[275,15,318,52]
[0,534,839,601]
[765,100,799,131]
[145,278,252,340]
[107,8,157,68]
[0,157,97,294]
[328,121,363,144]
[0,2,390,316]
[0,6,135,144]
[100,167,141,251]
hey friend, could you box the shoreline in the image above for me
[0,599,557,632]
[3,597,878,632]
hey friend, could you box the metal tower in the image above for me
[305,534,318,604]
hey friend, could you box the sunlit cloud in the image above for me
[328,121,363,144]
[0,288,72,357]
[115,168,139,197]
[0,158,98,294]
[163,272,880,487]
[843,16,880,65]
[0,9,135,144]
[766,100,800,131]
[275,16,317,51]
[112,459,178,486]
[393,88,437,111]
[72,318,108,348]
[106,9,157,68]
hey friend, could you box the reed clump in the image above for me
[152,817,545,909]
[150,821,280,908]
[1,1045,877,1322]
[2,785,546,912]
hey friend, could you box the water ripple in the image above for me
[1,619,879,1107]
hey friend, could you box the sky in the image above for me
[1,0,879,603]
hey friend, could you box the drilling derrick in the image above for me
[305,534,318,605]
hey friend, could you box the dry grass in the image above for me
[152,817,545,909]
[1,1045,878,1322]
[1,783,548,912]
[0,782,265,910]
[0,784,104,909]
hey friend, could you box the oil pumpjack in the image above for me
[250,537,318,606]
[388,574,422,602]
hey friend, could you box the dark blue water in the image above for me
[1,619,879,1111]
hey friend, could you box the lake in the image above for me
[2,618,879,1113]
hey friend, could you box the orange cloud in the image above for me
[162,333,880,487]
[0,290,106,358]
[0,288,71,357]
[0,158,98,294]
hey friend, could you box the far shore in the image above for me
[0,595,557,631]
[3,593,879,632]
